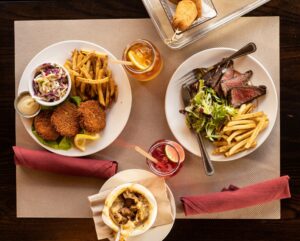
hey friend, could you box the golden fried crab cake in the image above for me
[33,110,60,141]
[78,100,106,133]
[51,102,80,137]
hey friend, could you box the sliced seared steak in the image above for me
[221,65,235,82]
[213,81,223,97]
[221,70,253,97]
[229,85,267,108]
[192,60,267,107]
[214,63,235,97]
[205,61,233,96]
[233,70,241,78]
[204,60,233,88]
[203,66,223,88]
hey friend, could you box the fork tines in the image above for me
[177,69,198,87]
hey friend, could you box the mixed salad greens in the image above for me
[184,79,237,141]
[32,125,72,150]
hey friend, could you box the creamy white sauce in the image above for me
[17,94,40,116]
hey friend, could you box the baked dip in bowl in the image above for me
[102,183,157,238]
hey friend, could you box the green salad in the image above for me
[184,80,237,141]
[32,126,72,150]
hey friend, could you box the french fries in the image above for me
[64,49,118,108]
[212,103,269,157]
[232,111,264,121]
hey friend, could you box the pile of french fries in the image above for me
[64,49,118,108]
[213,103,269,157]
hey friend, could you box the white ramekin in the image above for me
[28,63,71,107]
[102,183,157,237]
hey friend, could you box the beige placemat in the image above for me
[15,17,280,219]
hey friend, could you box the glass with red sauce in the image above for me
[146,140,185,177]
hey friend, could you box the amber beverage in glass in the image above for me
[122,39,163,81]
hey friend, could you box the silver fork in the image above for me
[181,85,214,176]
[177,42,257,86]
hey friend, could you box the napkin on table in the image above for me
[181,175,291,216]
[88,177,174,240]
[13,146,118,179]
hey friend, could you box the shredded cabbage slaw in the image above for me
[32,63,69,102]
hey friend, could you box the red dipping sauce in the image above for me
[146,140,185,177]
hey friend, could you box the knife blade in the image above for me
[181,85,214,176]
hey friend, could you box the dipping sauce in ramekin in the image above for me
[14,91,41,118]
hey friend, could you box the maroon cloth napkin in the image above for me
[13,146,118,179]
[181,176,291,216]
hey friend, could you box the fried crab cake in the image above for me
[34,111,60,141]
[51,102,80,137]
[78,100,106,133]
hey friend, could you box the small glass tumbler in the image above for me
[146,140,185,177]
[122,39,163,81]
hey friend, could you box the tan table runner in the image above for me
[15,17,280,219]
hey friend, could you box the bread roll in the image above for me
[172,0,198,31]
[191,0,202,18]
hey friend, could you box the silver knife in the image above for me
[181,85,214,176]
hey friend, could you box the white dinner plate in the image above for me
[17,40,132,157]
[100,169,176,241]
[165,47,278,161]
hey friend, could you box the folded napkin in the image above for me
[88,177,174,240]
[13,146,118,179]
[181,175,291,216]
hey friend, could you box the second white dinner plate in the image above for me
[17,40,132,157]
[165,47,278,161]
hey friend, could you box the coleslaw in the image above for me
[32,63,69,102]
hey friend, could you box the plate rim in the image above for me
[17,39,132,157]
[165,47,278,162]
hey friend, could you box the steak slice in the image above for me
[233,70,241,78]
[204,60,233,89]
[221,70,253,97]
[203,66,223,88]
[206,60,234,97]
[214,64,235,97]
[229,85,267,108]
[221,65,235,82]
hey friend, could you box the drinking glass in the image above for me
[122,39,163,81]
[146,139,185,177]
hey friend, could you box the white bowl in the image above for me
[102,183,158,237]
[28,62,71,107]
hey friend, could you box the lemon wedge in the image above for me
[127,50,149,70]
[74,133,100,151]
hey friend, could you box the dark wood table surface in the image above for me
[1,0,299,240]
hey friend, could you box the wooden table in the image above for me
[1,0,299,240]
